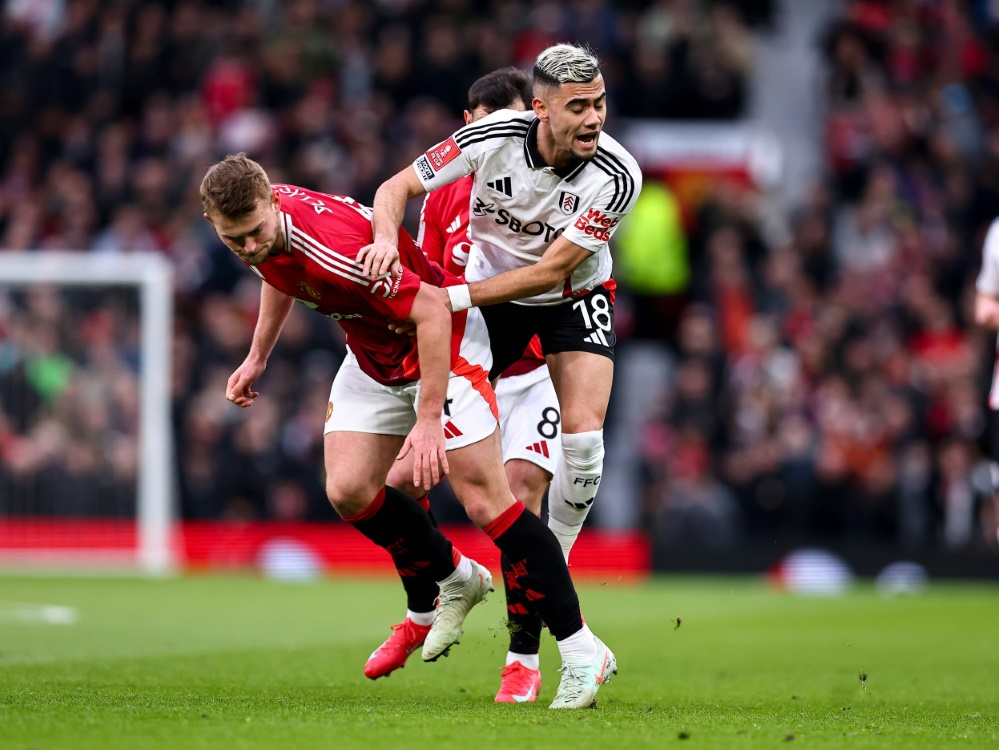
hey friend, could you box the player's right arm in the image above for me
[976,219,999,330]
[226,282,295,408]
[362,115,499,277]
[360,166,427,278]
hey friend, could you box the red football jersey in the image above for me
[249,184,454,386]
[418,176,545,377]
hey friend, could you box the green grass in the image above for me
[0,575,997,749]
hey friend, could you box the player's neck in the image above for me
[271,228,287,256]
[536,123,575,168]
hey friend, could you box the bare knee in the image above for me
[460,490,504,528]
[450,474,517,527]
[326,480,377,518]
[385,461,426,502]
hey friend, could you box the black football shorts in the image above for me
[479,284,616,379]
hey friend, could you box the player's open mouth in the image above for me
[577,133,598,147]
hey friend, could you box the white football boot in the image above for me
[422,560,494,661]
[549,635,617,709]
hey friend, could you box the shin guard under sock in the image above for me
[485,501,582,641]
[346,486,453,612]
[547,430,604,562]
[501,552,543,655]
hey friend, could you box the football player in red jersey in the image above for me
[379,68,559,704]
[200,154,615,709]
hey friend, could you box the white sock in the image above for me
[438,553,472,585]
[506,651,540,670]
[556,623,597,664]
[547,430,604,562]
[408,609,435,626]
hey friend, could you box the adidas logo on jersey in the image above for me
[526,440,550,458]
[446,215,462,234]
[486,176,512,197]
[583,329,611,346]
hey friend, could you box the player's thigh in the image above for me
[323,352,413,510]
[324,432,403,515]
[536,284,617,362]
[446,428,517,527]
[535,285,615,432]
[545,350,613,433]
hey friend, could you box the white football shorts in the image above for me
[324,308,498,451]
[495,363,561,475]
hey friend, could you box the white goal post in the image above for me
[0,252,175,574]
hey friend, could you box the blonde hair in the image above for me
[200,152,272,219]
[534,43,600,89]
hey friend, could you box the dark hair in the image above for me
[467,67,533,112]
[199,152,272,219]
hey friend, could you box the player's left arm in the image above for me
[458,235,593,309]
[397,282,452,490]
[445,161,641,310]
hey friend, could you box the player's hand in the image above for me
[226,357,266,407]
[357,240,401,278]
[397,418,449,490]
[438,287,453,312]
[388,320,417,336]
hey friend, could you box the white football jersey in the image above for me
[412,109,642,306]
[977,218,999,409]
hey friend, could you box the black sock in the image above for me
[416,495,439,528]
[486,501,582,641]
[501,552,543,655]
[346,485,453,613]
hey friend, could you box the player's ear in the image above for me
[463,110,473,125]
[203,212,215,226]
[533,97,547,122]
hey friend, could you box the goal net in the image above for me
[0,252,174,574]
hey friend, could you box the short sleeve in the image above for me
[411,110,525,192]
[562,169,643,252]
[413,134,476,192]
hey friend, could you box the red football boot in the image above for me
[364,618,432,680]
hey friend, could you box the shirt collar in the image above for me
[523,119,588,182]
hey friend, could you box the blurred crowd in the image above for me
[2,0,998,556]
[630,0,999,554]
[0,0,764,522]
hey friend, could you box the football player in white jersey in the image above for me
[369,68,561,703]
[360,43,642,578]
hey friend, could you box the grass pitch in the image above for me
[1,574,997,749]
